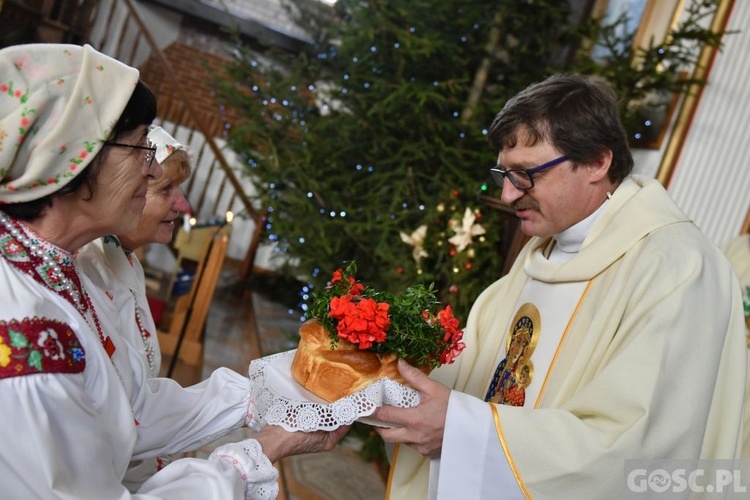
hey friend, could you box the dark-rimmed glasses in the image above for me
[102,140,157,171]
[489,154,569,191]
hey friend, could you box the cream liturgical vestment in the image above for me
[386,176,747,499]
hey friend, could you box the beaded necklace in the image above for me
[117,243,158,376]
[0,211,116,358]
[131,290,157,375]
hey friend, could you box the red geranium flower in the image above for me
[330,296,390,349]
[330,269,343,284]
[309,262,465,369]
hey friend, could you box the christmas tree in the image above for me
[216,0,582,320]
[215,0,726,322]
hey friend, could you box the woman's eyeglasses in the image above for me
[102,140,157,171]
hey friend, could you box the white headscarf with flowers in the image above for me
[147,125,185,164]
[0,43,139,203]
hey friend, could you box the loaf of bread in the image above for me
[291,320,404,402]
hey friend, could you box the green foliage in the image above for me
[216,0,580,322]
[308,261,464,369]
[214,0,728,320]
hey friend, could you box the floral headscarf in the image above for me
[147,125,185,164]
[0,43,139,203]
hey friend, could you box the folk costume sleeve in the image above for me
[78,237,256,459]
[0,260,276,499]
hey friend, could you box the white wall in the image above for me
[665,1,750,246]
[147,120,279,270]
[88,0,180,67]
[88,1,280,270]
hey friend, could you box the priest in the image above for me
[373,74,747,499]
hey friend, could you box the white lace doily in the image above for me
[247,350,422,431]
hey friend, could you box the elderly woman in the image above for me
[80,126,191,382]
[79,127,262,491]
[0,43,346,499]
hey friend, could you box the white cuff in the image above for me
[209,439,279,500]
[245,387,262,431]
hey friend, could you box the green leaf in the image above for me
[9,329,30,348]
[27,349,43,371]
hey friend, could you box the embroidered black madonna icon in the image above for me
[485,303,540,406]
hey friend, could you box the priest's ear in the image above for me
[586,148,614,184]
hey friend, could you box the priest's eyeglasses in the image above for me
[102,140,157,171]
[489,155,569,191]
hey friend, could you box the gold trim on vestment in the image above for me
[490,403,533,499]
[384,443,401,499]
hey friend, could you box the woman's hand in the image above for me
[255,423,351,463]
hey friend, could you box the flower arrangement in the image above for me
[307,261,466,369]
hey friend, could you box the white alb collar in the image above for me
[549,199,609,262]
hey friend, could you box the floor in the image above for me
[159,267,388,499]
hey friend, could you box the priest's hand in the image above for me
[371,358,450,458]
